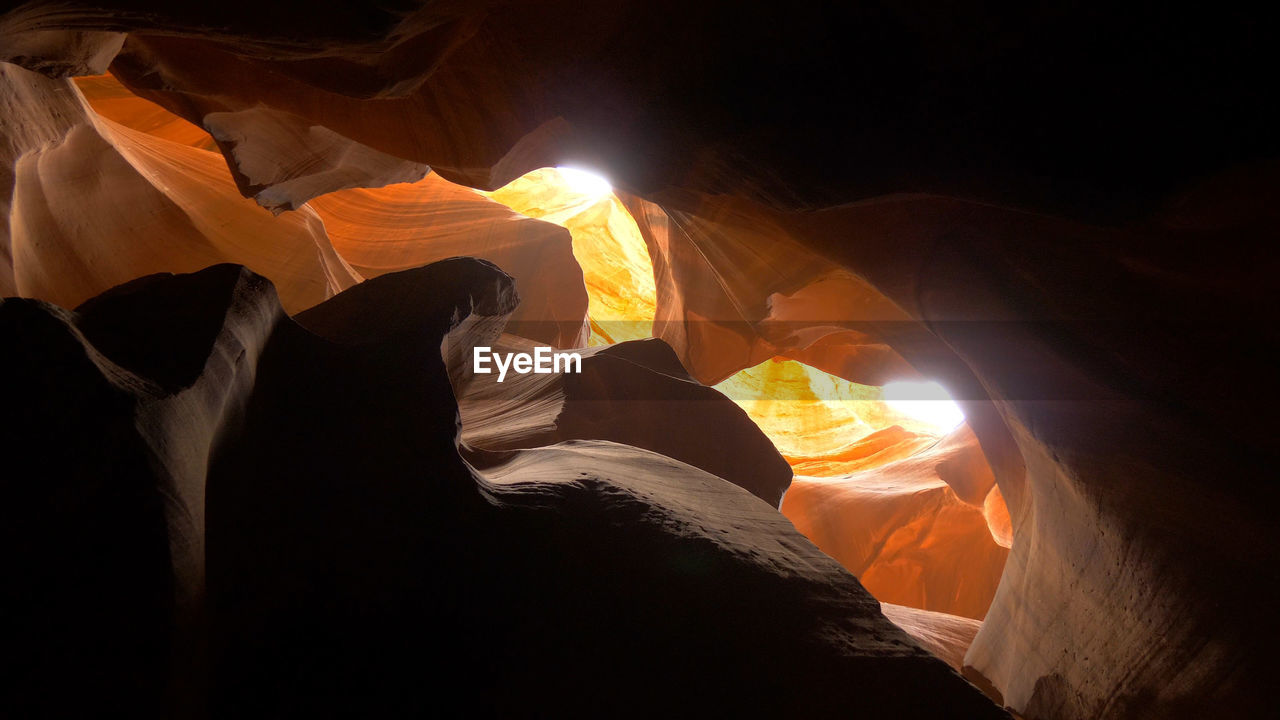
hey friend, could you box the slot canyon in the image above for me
[1,3,1276,718]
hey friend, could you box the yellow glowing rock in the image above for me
[483,172,967,480]
[714,356,957,475]
[620,193,919,387]
[484,168,655,346]
[786,426,939,477]
[310,173,589,348]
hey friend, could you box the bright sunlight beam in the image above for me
[881,380,965,432]
[554,166,612,196]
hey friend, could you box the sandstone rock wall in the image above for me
[1,3,1275,717]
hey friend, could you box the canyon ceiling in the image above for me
[1,2,1277,719]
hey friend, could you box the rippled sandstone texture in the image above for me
[1,262,1007,718]
[0,64,357,313]
[2,3,1277,719]
[5,69,589,346]
[783,425,1009,620]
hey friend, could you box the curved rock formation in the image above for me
[881,602,984,673]
[67,73,590,347]
[1,264,285,717]
[714,358,949,474]
[783,426,1009,620]
[202,105,430,214]
[1,62,89,297]
[75,72,430,211]
[779,193,1277,718]
[621,192,920,386]
[3,65,357,314]
[74,73,216,150]
[484,167,656,346]
[309,172,588,348]
[455,333,793,506]
[3,259,1010,717]
[0,20,123,78]
[107,29,551,192]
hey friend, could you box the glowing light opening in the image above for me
[555,166,612,196]
[881,380,965,432]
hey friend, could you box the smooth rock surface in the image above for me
[455,333,794,506]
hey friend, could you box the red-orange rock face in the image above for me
[309,174,589,348]
[783,426,1009,620]
[4,67,358,313]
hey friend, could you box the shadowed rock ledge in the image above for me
[1,260,1008,718]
